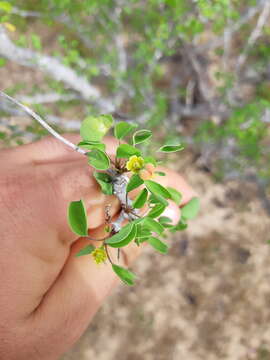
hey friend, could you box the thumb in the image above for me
[161,200,181,225]
[30,225,141,358]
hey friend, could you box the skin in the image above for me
[0,134,196,360]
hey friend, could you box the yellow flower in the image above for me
[92,247,107,264]
[126,155,145,173]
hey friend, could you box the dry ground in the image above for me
[61,160,270,360]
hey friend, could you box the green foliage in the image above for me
[126,174,144,193]
[68,199,88,236]
[93,172,113,195]
[114,122,138,140]
[112,264,136,286]
[87,149,110,170]
[116,144,141,158]
[76,244,95,257]
[167,187,182,205]
[158,143,184,153]
[105,222,137,248]
[181,198,200,220]
[80,115,113,142]
[133,130,152,145]
[133,188,148,209]
[144,180,172,200]
[148,203,166,218]
[147,236,168,254]
[65,119,199,284]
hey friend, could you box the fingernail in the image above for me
[162,200,181,226]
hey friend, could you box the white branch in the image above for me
[236,1,270,73]
[200,0,267,52]
[0,92,135,232]
[17,92,81,104]
[11,7,41,17]
[0,27,115,112]
[0,92,87,155]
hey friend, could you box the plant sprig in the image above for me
[68,115,200,285]
[0,92,199,286]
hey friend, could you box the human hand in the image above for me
[0,135,195,359]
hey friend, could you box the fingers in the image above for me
[30,225,143,358]
[38,158,120,242]
[8,134,119,165]
[155,166,197,206]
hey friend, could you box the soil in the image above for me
[61,160,270,360]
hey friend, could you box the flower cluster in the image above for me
[92,247,107,264]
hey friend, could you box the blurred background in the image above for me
[0,0,270,359]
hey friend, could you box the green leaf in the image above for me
[116,144,141,158]
[155,171,166,176]
[0,1,12,12]
[170,218,188,233]
[159,216,172,224]
[158,216,173,229]
[133,129,152,145]
[147,236,168,254]
[133,188,148,209]
[149,193,169,207]
[158,143,184,152]
[93,172,113,195]
[112,264,136,286]
[145,180,172,200]
[80,115,114,142]
[181,197,200,220]
[126,174,144,193]
[167,187,182,205]
[114,121,137,139]
[142,217,164,235]
[78,141,106,151]
[68,199,88,236]
[136,225,151,240]
[105,222,137,248]
[76,244,95,257]
[148,203,166,218]
[87,149,110,170]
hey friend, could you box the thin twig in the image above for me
[236,0,270,73]
[0,91,87,155]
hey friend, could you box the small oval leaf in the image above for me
[78,141,105,151]
[181,197,200,220]
[93,171,113,195]
[112,264,136,286]
[87,149,110,170]
[158,144,184,152]
[148,203,166,218]
[116,144,141,158]
[142,217,164,235]
[145,180,172,200]
[126,174,144,193]
[133,129,152,145]
[133,188,148,209]
[167,187,182,205]
[76,244,95,257]
[114,121,138,139]
[147,236,168,254]
[106,222,137,248]
[68,199,88,236]
[80,115,113,142]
